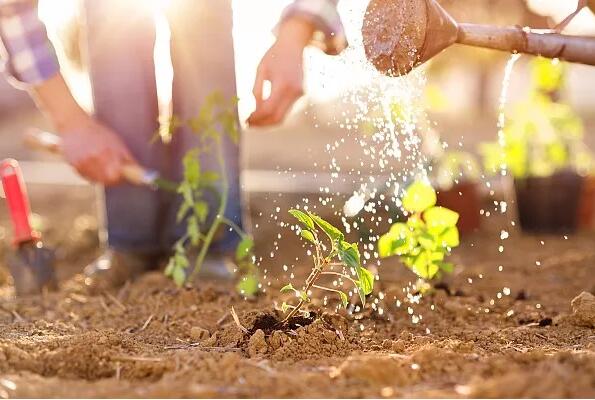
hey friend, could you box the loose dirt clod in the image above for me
[570,291,595,328]
[190,326,210,341]
[247,329,268,358]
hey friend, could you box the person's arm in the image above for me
[247,0,347,127]
[0,0,135,185]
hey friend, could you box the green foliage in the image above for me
[280,210,374,322]
[379,181,459,280]
[433,151,481,190]
[166,93,259,295]
[480,57,593,179]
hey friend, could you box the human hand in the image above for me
[59,114,136,185]
[31,74,136,185]
[247,18,315,127]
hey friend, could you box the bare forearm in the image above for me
[277,16,316,48]
[29,74,87,132]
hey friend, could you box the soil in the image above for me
[1,200,594,399]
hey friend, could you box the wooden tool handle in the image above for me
[24,128,156,186]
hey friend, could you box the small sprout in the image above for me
[379,181,460,280]
[281,210,374,323]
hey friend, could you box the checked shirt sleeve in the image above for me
[280,0,347,55]
[0,0,60,86]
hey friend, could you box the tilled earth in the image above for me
[1,203,595,398]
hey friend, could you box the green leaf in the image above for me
[378,223,415,258]
[178,182,194,204]
[418,232,436,250]
[424,206,459,233]
[359,267,375,295]
[410,252,440,280]
[338,241,370,305]
[188,216,200,245]
[280,283,295,293]
[338,291,349,308]
[440,262,454,274]
[200,171,219,186]
[300,230,316,244]
[183,152,201,188]
[430,251,445,262]
[402,181,437,213]
[299,291,309,302]
[288,209,315,230]
[236,237,254,261]
[338,241,360,272]
[194,201,209,224]
[175,252,189,269]
[281,302,291,313]
[440,226,460,248]
[236,274,259,296]
[309,213,344,242]
[173,267,186,287]
[176,201,191,223]
[164,258,175,277]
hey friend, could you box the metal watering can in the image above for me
[362,0,595,76]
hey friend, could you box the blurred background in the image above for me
[1,0,595,282]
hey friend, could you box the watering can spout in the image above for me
[363,0,595,76]
[419,0,458,67]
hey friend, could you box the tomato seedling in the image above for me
[378,181,459,280]
[281,210,375,323]
[164,93,259,295]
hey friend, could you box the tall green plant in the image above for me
[164,93,258,295]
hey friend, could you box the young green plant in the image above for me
[281,210,375,323]
[164,93,259,295]
[480,57,592,179]
[378,181,459,280]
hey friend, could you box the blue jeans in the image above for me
[84,0,242,256]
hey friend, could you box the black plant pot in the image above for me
[514,171,584,233]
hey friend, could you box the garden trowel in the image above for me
[24,129,177,191]
[1,158,57,296]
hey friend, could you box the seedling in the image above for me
[433,151,481,190]
[378,181,459,280]
[280,210,375,323]
[480,58,592,179]
[164,93,259,295]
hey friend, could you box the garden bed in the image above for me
[1,196,594,398]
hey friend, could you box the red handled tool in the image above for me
[1,159,57,296]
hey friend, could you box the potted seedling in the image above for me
[164,93,259,295]
[378,181,460,281]
[280,210,374,323]
[480,58,593,233]
[431,150,482,235]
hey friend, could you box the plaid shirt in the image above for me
[0,0,346,87]
[0,0,59,85]
[280,0,347,55]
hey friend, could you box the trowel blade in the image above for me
[8,241,57,296]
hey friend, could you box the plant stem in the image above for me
[320,271,359,287]
[282,259,327,323]
[220,216,245,238]
[188,135,229,282]
[312,284,345,295]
